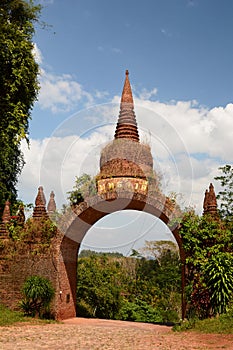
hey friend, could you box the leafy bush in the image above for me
[76,299,94,318]
[160,309,180,324]
[204,252,233,315]
[20,275,55,318]
[117,299,162,324]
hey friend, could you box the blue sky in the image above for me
[18,0,233,255]
[30,0,233,138]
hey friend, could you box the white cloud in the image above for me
[18,124,114,207]
[134,98,233,162]
[111,47,122,54]
[95,90,109,99]
[138,88,158,100]
[32,43,43,65]
[40,0,54,4]
[38,70,94,113]
[97,46,122,54]
[33,44,108,114]
[160,28,172,37]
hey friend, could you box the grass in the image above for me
[0,304,57,327]
[0,304,27,326]
[173,312,233,334]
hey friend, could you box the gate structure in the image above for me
[0,71,192,320]
[56,70,186,319]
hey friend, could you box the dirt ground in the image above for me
[0,317,233,350]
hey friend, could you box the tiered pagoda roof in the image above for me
[114,70,140,142]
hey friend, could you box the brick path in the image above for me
[0,318,233,349]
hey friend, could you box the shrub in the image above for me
[20,275,55,318]
[77,299,95,318]
[204,252,233,315]
[117,299,162,323]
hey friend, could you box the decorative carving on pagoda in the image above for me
[47,191,56,215]
[32,186,48,220]
[97,70,154,197]
[0,201,11,238]
[203,183,218,217]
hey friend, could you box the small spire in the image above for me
[47,191,56,214]
[203,183,218,217]
[114,70,140,142]
[33,186,48,220]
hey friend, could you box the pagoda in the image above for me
[97,70,154,196]
[203,183,218,218]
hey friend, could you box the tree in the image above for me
[0,0,41,213]
[138,240,178,265]
[215,164,233,222]
[67,173,97,206]
[135,243,181,322]
[76,248,181,323]
[180,211,233,318]
[20,275,55,318]
[77,254,123,319]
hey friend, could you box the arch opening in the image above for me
[79,210,178,256]
[58,195,185,320]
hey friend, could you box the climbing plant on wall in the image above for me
[0,0,41,213]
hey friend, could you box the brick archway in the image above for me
[56,191,185,320]
[0,70,218,321]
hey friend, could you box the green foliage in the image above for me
[0,304,57,326]
[20,275,55,318]
[0,0,40,211]
[7,220,22,241]
[180,211,233,318]
[204,252,233,315]
[79,249,124,258]
[116,299,162,323]
[215,164,233,222]
[67,173,97,206]
[77,246,181,324]
[77,255,123,319]
[174,309,233,334]
[5,217,57,249]
[0,304,27,326]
